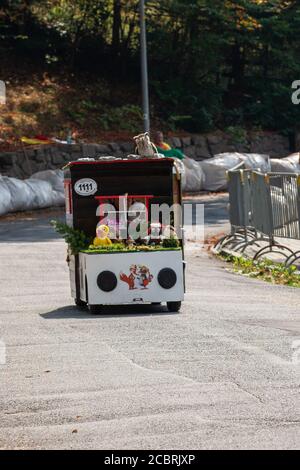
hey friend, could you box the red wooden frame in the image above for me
[95,194,154,222]
[64,179,72,214]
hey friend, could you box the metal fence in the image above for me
[269,173,300,239]
[216,168,300,265]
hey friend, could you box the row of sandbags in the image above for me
[269,153,300,173]
[188,152,300,192]
[182,153,271,192]
[0,153,299,216]
[0,169,65,216]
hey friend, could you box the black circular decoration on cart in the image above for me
[97,271,117,292]
[157,268,177,289]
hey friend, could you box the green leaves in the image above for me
[220,253,300,288]
[162,236,180,248]
[2,0,300,134]
[51,220,91,255]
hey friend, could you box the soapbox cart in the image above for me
[63,157,185,313]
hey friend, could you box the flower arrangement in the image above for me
[52,220,181,255]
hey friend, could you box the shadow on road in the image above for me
[40,304,179,319]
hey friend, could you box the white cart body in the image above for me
[64,157,185,310]
[76,250,184,305]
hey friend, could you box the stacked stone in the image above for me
[0,132,291,179]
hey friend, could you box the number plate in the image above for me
[74,178,97,196]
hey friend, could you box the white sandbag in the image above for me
[29,169,65,206]
[29,169,64,192]
[0,170,64,217]
[182,157,205,192]
[271,159,296,173]
[214,152,271,172]
[200,154,242,191]
[283,153,300,164]
[3,178,52,211]
[51,190,65,206]
[1,176,36,212]
[200,161,229,191]
[240,154,271,173]
[25,179,54,209]
[0,176,12,216]
[271,153,300,173]
[200,153,271,191]
[209,153,243,168]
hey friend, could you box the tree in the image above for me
[1,0,300,133]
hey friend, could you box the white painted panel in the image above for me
[80,251,184,305]
[68,255,77,299]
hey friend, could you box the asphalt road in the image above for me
[0,200,300,450]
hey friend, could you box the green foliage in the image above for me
[51,220,91,255]
[87,242,126,253]
[51,220,181,254]
[84,246,180,254]
[83,244,180,254]
[19,100,40,114]
[162,236,180,248]
[1,0,300,133]
[98,105,143,132]
[220,253,300,288]
[225,126,248,145]
[147,0,300,133]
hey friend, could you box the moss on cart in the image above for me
[81,246,181,254]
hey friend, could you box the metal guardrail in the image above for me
[216,168,300,265]
[226,166,253,235]
[269,173,300,239]
[215,167,255,252]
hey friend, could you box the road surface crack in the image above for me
[106,343,200,385]
[232,381,264,404]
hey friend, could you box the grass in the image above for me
[218,253,300,288]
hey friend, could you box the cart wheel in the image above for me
[75,298,87,308]
[167,301,181,313]
[88,304,102,315]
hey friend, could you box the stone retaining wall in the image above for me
[0,131,292,179]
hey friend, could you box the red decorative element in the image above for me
[95,194,154,228]
[119,272,135,290]
[64,179,72,214]
[120,265,153,290]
